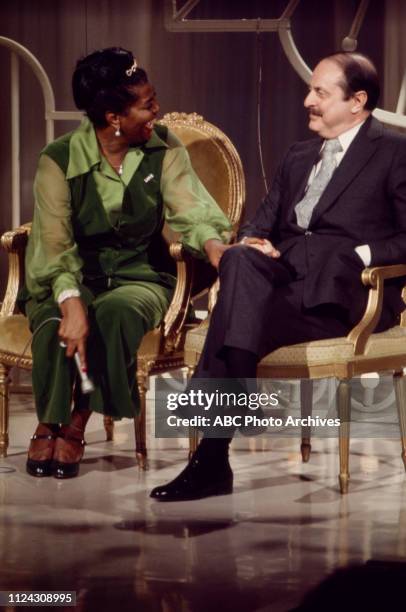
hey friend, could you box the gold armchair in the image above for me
[0,112,245,466]
[184,264,406,494]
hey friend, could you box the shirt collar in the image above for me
[66,117,168,179]
[336,120,366,154]
[66,117,100,179]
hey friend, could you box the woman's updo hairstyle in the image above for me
[72,47,148,127]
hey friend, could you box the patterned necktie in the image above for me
[295,137,342,229]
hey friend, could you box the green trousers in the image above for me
[26,281,173,424]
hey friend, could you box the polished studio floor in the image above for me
[1,376,406,612]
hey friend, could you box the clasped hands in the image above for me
[204,237,281,269]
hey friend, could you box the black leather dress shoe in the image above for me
[150,453,233,502]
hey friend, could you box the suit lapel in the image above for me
[309,116,382,227]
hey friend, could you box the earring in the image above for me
[115,126,121,137]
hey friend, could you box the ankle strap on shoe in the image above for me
[58,432,86,446]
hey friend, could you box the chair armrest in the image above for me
[0,223,31,316]
[163,242,195,350]
[347,264,406,355]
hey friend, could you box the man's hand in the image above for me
[58,296,89,369]
[204,239,231,269]
[241,237,280,258]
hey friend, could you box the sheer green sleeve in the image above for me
[25,154,83,301]
[161,132,232,257]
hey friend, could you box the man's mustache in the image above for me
[309,109,323,117]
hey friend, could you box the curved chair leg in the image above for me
[300,379,313,462]
[188,427,199,460]
[134,371,148,470]
[0,363,11,458]
[103,416,114,441]
[394,371,406,471]
[186,366,198,459]
[337,379,351,494]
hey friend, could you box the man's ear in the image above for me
[351,90,368,114]
[105,111,120,130]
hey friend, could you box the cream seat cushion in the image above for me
[184,320,406,367]
[0,315,32,360]
[0,315,177,363]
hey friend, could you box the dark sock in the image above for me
[197,436,232,463]
[224,347,258,379]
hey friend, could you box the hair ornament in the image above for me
[125,59,138,77]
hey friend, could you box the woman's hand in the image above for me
[204,239,231,269]
[240,236,280,258]
[58,297,89,369]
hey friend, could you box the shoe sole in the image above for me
[52,461,80,479]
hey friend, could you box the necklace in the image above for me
[96,128,128,176]
[98,145,126,176]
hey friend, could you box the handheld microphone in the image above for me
[73,352,95,394]
[60,342,95,394]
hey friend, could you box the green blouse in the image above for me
[26,118,232,301]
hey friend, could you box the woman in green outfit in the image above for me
[25,47,231,479]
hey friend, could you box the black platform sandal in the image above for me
[26,433,57,477]
[52,432,86,479]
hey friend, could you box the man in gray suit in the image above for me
[151,52,406,502]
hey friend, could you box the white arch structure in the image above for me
[164,0,406,127]
[0,36,82,228]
